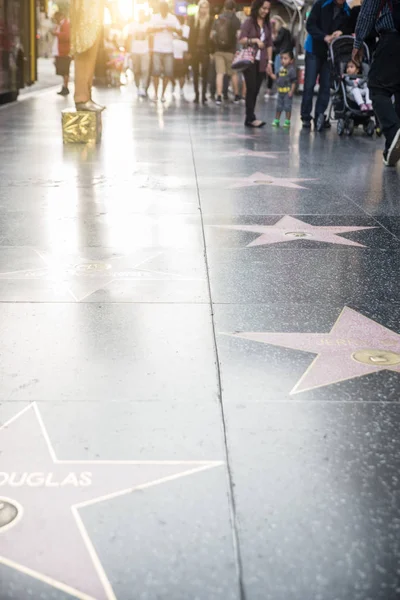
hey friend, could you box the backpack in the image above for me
[215,14,235,50]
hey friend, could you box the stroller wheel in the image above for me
[337,119,345,136]
[345,119,354,136]
[364,120,375,137]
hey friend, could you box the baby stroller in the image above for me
[329,35,376,137]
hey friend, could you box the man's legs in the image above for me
[315,57,331,118]
[152,53,162,99]
[140,54,150,94]
[301,52,318,124]
[369,34,400,152]
[161,54,174,100]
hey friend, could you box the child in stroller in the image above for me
[329,35,376,137]
[343,60,372,112]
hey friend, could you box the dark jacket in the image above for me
[273,27,293,55]
[188,16,213,54]
[304,0,351,58]
[350,5,377,53]
[240,18,272,72]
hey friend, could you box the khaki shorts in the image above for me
[214,51,234,76]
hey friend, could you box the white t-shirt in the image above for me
[151,13,181,54]
[173,24,189,59]
[129,22,149,55]
[255,27,265,61]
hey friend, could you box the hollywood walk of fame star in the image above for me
[230,172,316,190]
[0,404,223,600]
[224,307,400,394]
[0,250,204,302]
[223,150,284,159]
[215,216,377,247]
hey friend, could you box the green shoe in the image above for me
[283,119,291,128]
[272,119,280,127]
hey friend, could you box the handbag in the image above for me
[232,45,257,71]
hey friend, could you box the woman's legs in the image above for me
[200,51,210,100]
[192,54,200,100]
[243,62,258,123]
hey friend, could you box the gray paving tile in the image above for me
[0,303,217,402]
[225,402,400,600]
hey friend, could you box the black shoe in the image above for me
[383,128,400,167]
[57,87,69,96]
[202,96,207,105]
[302,120,312,129]
[234,95,240,104]
[215,95,222,105]
[194,95,199,104]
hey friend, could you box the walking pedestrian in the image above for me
[301,0,351,131]
[352,0,400,166]
[52,10,71,96]
[148,0,182,102]
[239,0,273,127]
[211,0,241,105]
[128,10,150,97]
[188,0,213,104]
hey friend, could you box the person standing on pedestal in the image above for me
[70,0,105,112]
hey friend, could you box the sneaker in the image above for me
[215,95,222,106]
[283,119,291,128]
[302,120,312,129]
[272,119,280,127]
[234,95,240,104]
[383,128,400,167]
[360,104,368,112]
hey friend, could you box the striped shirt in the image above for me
[354,0,396,48]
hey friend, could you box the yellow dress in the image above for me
[70,0,105,54]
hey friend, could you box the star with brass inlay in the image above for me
[0,404,222,600]
[225,307,400,394]
[215,216,377,247]
[230,172,316,190]
[0,250,203,302]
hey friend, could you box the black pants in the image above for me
[192,49,210,99]
[300,53,331,123]
[368,32,400,150]
[243,61,265,123]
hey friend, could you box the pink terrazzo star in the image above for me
[226,307,400,394]
[230,172,316,190]
[215,216,377,247]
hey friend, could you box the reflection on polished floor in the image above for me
[0,85,400,600]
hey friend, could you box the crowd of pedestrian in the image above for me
[49,0,400,168]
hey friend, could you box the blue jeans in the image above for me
[301,52,331,123]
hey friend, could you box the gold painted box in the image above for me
[61,109,102,144]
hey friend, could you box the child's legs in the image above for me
[351,87,364,106]
[362,86,371,104]
[284,93,293,120]
[276,93,284,119]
